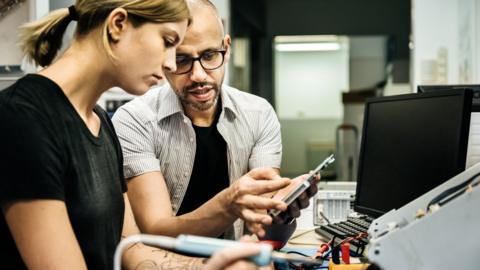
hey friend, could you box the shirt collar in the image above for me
[157,85,184,121]
[219,85,238,119]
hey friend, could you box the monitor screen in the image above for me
[354,89,472,217]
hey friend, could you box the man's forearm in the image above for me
[149,189,237,237]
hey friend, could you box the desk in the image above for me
[280,229,329,269]
[282,229,369,269]
[286,229,328,247]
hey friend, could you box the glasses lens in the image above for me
[200,51,224,70]
[175,56,192,74]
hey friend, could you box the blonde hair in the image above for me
[19,0,191,67]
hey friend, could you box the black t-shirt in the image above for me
[177,107,230,223]
[0,74,126,270]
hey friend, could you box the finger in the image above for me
[247,223,266,238]
[271,176,305,201]
[287,201,301,218]
[241,208,273,225]
[272,214,284,224]
[247,167,282,180]
[306,181,318,197]
[204,244,261,270]
[237,194,287,211]
[241,178,290,195]
[239,235,255,243]
[296,192,310,209]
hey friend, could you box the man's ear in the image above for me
[223,34,232,64]
[106,7,129,42]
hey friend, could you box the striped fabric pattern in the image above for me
[112,84,282,239]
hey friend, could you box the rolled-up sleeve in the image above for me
[112,104,160,179]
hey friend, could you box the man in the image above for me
[112,0,312,240]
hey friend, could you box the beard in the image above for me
[178,81,221,111]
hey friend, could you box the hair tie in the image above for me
[68,5,79,21]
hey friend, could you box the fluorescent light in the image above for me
[275,42,340,52]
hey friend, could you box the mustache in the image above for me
[185,82,216,92]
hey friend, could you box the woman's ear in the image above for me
[106,7,129,42]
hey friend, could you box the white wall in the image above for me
[0,2,29,65]
[411,0,480,87]
[275,45,349,119]
[274,38,349,175]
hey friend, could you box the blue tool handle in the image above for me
[176,235,272,266]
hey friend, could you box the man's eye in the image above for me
[202,51,217,61]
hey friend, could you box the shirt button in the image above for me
[189,137,194,142]
[184,172,188,177]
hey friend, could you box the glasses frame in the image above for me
[173,47,227,75]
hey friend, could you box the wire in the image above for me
[426,172,480,211]
[320,232,368,260]
[319,211,331,225]
[288,228,316,243]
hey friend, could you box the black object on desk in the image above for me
[316,89,473,253]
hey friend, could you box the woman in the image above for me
[0,1,266,269]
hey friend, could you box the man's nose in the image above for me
[189,60,208,82]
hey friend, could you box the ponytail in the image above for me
[18,0,190,67]
[19,7,76,67]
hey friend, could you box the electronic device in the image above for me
[114,234,324,270]
[417,84,480,111]
[367,162,480,270]
[354,89,472,217]
[313,183,356,225]
[417,84,480,169]
[316,89,473,253]
[268,154,335,217]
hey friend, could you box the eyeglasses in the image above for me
[173,49,227,75]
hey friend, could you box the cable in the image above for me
[319,211,331,225]
[288,228,318,245]
[426,172,480,211]
[287,251,312,257]
[285,251,328,270]
[438,178,480,206]
[321,232,368,260]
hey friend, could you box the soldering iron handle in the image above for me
[176,235,272,266]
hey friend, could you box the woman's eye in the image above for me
[176,56,191,66]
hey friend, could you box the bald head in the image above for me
[166,0,232,103]
[186,0,225,39]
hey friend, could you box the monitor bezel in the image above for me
[354,89,473,217]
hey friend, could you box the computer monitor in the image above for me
[418,85,480,111]
[354,89,473,217]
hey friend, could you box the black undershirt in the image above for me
[177,105,230,235]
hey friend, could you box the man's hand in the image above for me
[221,168,290,237]
[271,173,321,224]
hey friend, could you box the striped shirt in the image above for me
[112,84,282,239]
